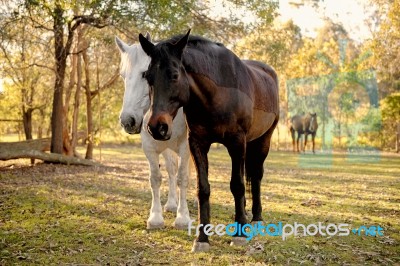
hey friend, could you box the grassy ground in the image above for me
[0,144,399,265]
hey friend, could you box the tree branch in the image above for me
[90,70,120,99]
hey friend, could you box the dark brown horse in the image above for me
[139,30,279,252]
[289,113,318,153]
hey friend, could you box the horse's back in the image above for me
[241,60,279,141]
[243,60,278,85]
[290,115,303,132]
[243,60,279,116]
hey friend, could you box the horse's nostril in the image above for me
[120,115,136,129]
[158,123,168,137]
[129,117,135,128]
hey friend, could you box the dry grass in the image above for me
[0,144,399,265]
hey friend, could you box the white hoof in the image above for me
[173,215,191,230]
[191,240,210,253]
[164,203,177,213]
[147,220,164,229]
[230,237,248,246]
[147,214,164,229]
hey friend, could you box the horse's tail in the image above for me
[245,115,279,202]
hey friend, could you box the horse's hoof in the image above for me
[146,221,165,229]
[191,240,210,252]
[164,204,177,213]
[251,220,264,226]
[173,216,191,230]
[147,217,165,229]
[230,237,248,246]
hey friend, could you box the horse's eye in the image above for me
[171,73,179,81]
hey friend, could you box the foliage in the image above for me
[0,0,399,152]
[380,92,400,150]
[370,0,400,95]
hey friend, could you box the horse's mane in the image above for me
[161,34,248,89]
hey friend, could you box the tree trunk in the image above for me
[83,49,94,159]
[22,107,34,164]
[37,108,45,139]
[397,123,400,153]
[50,4,66,154]
[71,25,86,158]
[0,138,99,166]
[71,53,82,156]
[22,108,33,140]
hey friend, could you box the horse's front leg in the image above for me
[226,133,248,246]
[145,151,164,229]
[304,133,308,153]
[162,149,178,212]
[296,133,301,153]
[190,135,211,252]
[173,140,191,229]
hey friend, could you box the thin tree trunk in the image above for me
[71,25,86,158]
[22,107,34,164]
[37,108,45,138]
[397,123,400,153]
[22,108,33,140]
[71,53,82,156]
[83,49,93,160]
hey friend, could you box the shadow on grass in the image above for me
[1,148,399,265]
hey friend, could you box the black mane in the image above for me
[159,34,248,89]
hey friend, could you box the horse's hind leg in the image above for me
[296,133,301,153]
[173,141,191,229]
[162,149,178,212]
[246,121,276,223]
[290,128,296,152]
[145,151,165,229]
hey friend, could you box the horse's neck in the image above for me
[187,73,217,105]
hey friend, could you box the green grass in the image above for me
[1,145,399,265]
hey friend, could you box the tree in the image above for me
[1,0,281,159]
[368,0,400,150]
[0,12,52,141]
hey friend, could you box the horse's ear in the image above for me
[139,33,155,56]
[115,36,128,53]
[173,29,191,57]
[145,32,152,42]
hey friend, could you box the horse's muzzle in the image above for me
[120,115,142,134]
[147,123,171,140]
[147,113,172,141]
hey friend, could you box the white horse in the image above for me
[116,34,191,229]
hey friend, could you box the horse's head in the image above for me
[139,29,191,140]
[309,112,318,132]
[115,34,152,134]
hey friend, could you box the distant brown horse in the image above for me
[289,113,318,153]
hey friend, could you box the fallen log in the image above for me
[0,138,99,166]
